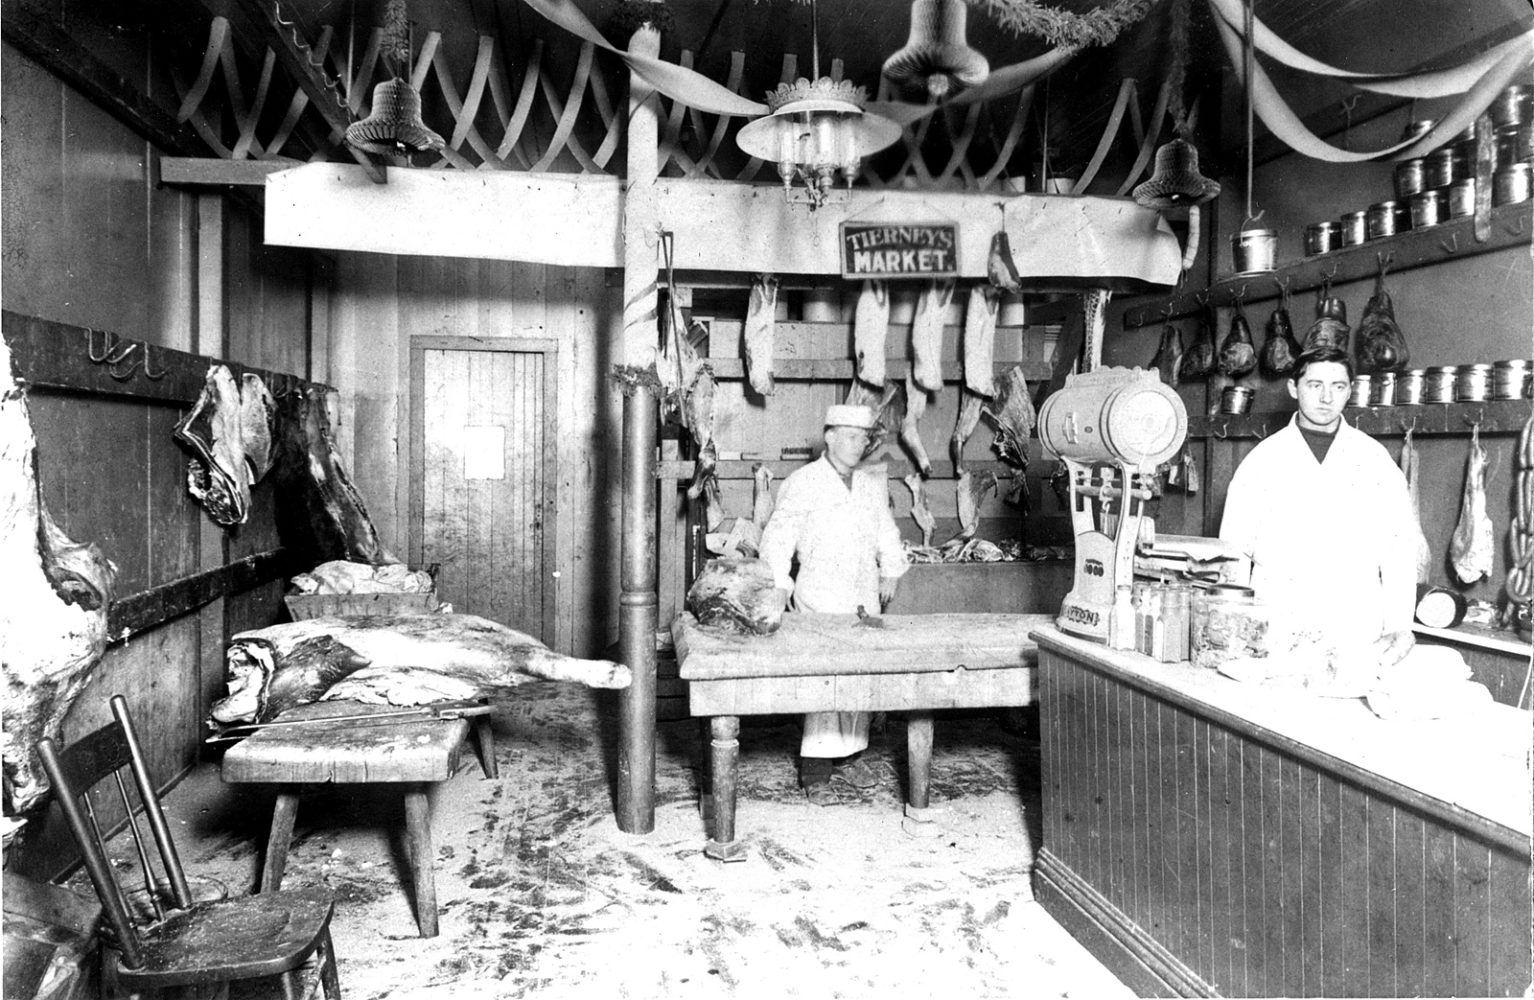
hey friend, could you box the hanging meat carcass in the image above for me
[1179,303,1217,381]
[1217,297,1258,378]
[1400,426,1431,584]
[1259,281,1302,379]
[209,614,632,729]
[912,280,954,392]
[752,463,775,530]
[1150,320,1184,388]
[1450,423,1494,584]
[901,372,935,477]
[1302,275,1351,353]
[950,389,985,477]
[1355,255,1410,374]
[987,230,1022,293]
[962,285,998,397]
[745,273,780,396]
[983,365,1035,468]
[1,334,118,829]
[853,280,890,388]
[270,386,392,565]
[173,365,277,527]
[904,473,937,547]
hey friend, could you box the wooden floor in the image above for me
[93,683,1134,1000]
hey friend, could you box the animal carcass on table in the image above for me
[209,614,631,729]
[0,335,117,836]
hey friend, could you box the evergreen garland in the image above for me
[971,0,1162,49]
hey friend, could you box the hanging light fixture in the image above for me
[735,0,901,206]
[881,0,990,100]
[345,0,444,157]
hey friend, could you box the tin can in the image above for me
[1494,163,1532,205]
[1340,211,1368,246]
[1231,229,1277,274]
[1423,366,1457,403]
[1349,375,1372,407]
[1396,368,1425,405]
[1520,120,1534,162]
[1455,364,1492,402]
[1496,126,1524,170]
[1366,201,1400,240]
[1369,371,1397,407]
[1401,119,1435,143]
[1220,385,1254,415]
[1393,158,1426,200]
[1452,124,1478,145]
[1425,147,1459,188]
[1492,360,1531,400]
[1409,189,1444,228]
[1304,221,1338,256]
[1492,83,1532,129]
[1447,178,1477,218]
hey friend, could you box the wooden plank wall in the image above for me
[328,256,622,658]
[1036,648,1532,998]
[3,43,319,876]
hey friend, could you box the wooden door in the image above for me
[409,337,557,641]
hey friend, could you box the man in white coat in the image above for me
[1219,345,1417,659]
[759,403,909,803]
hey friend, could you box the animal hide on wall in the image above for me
[173,365,276,526]
[0,336,117,838]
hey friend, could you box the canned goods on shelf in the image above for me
[1520,121,1534,163]
[1494,163,1531,205]
[1448,178,1477,218]
[1425,147,1458,188]
[1423,366,1457,404]
[1396,369,1425,405]
[1340,211,1368,247]
[1492,83,1532,129]
[1409,189,1444,228]
[1393,159,1426,201]
[1231,229,1277,275]
[1349,375,1373,407]
[1496,126,1524,170]
[1366,201,1401,240]
[1401,119,1436,143]
[1220,385,1254,415]
[1455,364,1492,402]
[1369,371,1397,407]
[1492,360,1531,400]
[1304,221,1339,256]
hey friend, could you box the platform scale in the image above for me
[1037,367,1188,648]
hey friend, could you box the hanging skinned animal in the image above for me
[1179,303,1217,381]
[949,469,999,543]
[982,365,1035,469]
[1150,319,1184,387]
[1217,298,1257,377]
[987,230,1022,293]
[1450,423,1494,584]
[901,372,935,477]
[744,274,780,395]
[1302,274,1351,353]
[752,463,775,530]
[1259,281,1302,378]
[1356,255,1410,373]
[853,280,890,388]
[962,285,999,397]
[1399,427,1431,584]
[861,379,904,462]
[904,473,937,547]
[951,389,986,477]
[912,280,953,392]
[1184,444,1200,494]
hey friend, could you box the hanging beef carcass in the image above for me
[270,386,391,565]
[208,613,632,730]
[853,280,890,388]
[745,273,780,396]
[0,335,118,831]
[912,280,954,392]
[173,365,277,526]
[962,285,998,397]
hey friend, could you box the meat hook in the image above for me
[270,373,292,399]
[1214,421,1230,440]
[106,343,142,381]
[86,327,119,363]
[1507,215,1526,237]
[1398,416,1416,434]
[1465,409,1484,428]
[1375,249,1394,270]
[1439,231,1459,254]
[140,344,167,381]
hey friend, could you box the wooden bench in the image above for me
[673,611,1051,860]
[221,700,495,937]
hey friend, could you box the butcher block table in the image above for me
[221,700,494,937]
[673,611,1051,860]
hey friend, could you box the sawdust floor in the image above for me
[127,683,1135,1000]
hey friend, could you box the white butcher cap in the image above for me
[824,404,875,429]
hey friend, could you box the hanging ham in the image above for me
[1150,320,1184,387]
[962,285,998,397]
[1450,424,1494,584]
[1302,275,1351,353]
[912,280,953,392]
[1355,255,1410,374]
[1217,299,1258,377]
[1259,282,1302,378]
[744,273,780,396]
[853,280,890,388]
[1179,303,1217,381]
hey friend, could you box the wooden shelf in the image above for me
[656,458,1028,482]
[705,357,1053,383]
[1413,622,1531,658]
[1188,398,1530,440]
[1123,201,1533,329]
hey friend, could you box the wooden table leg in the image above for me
[261,789,300,892]
[704,716,747,862]
[403,784,439,937]
[903,713,942,838]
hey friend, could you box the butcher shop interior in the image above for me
[3,0,1532,997]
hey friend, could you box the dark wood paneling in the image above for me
[1036,646,1532,998]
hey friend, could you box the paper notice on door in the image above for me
[463,425,505,480]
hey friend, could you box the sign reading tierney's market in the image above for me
[840,223,959,279]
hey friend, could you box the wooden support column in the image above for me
[616,20,663,835]
[195,194,230,719]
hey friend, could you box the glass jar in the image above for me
[1159,585,1193,663]
[1191,585,1268,671]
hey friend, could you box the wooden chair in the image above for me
[35,694,342,999]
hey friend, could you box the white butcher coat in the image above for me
[1218,416,1417,652]
[759,456,909,757]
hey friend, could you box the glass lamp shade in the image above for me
[736,97,902,180]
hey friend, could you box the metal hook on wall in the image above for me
[1399,415,1416,434]
[1465,408,1484,428]
[140,344,167,381]
[1214,421,1230,440]
[1375,248,1395,269]
[1507,215,1526,237]
[106,343,142,381]
[1439,231,1460,254]
[86,328,119,363]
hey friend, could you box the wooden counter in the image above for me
[1029,625,1532,998]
